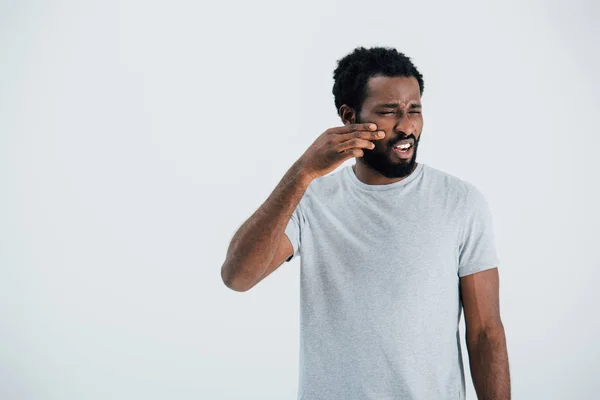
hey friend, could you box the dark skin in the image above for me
[339,75,423,185]
[224,73,510,397]
[340,75,511,399]
[461,267,511,399]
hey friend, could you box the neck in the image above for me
[352,161,418,186]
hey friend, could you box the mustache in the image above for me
[390,134,418,147]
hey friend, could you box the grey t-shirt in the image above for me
[284,162,500,400]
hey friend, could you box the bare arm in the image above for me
[220,122,384,292]
[467,325,510,400]
[461,267,511,399]
[220,161,312,292]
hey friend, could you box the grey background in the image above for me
[1,0,599,399]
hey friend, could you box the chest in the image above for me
[301,194,462,290]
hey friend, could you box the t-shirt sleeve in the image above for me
[457,183,501,277]
[284,201,305,262]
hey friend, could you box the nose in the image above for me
[393,111,417,137]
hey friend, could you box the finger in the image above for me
[338,129,386,142]
[335,137,376,153]
[338,148,364,161]
[328,123,377,135]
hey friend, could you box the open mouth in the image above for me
[394,142,412,152]
[392,141,414,158]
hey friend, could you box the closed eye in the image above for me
[378,111,421,115]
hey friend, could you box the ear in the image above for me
[339,105,357,126]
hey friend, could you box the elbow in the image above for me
[221,262,251,292]
[466,321,506,347]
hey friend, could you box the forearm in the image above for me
[221,160,312,291]
[466,325,511,400]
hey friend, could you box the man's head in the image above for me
[333,47,424,179]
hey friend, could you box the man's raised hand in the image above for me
[297,123,385,181]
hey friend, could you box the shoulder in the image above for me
[293,165,347,214]
[305,165,348,196]
[421,163,473,197]
[421,164,491,213]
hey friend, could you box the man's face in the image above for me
[355,75,423,179]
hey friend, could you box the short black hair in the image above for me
[332,46,424,118]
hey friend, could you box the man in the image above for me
[221,46,510,400]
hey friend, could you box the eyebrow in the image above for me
[377,103,422,109]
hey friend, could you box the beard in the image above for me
[356,116,420,179]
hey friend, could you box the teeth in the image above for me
[396,143,411,149]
